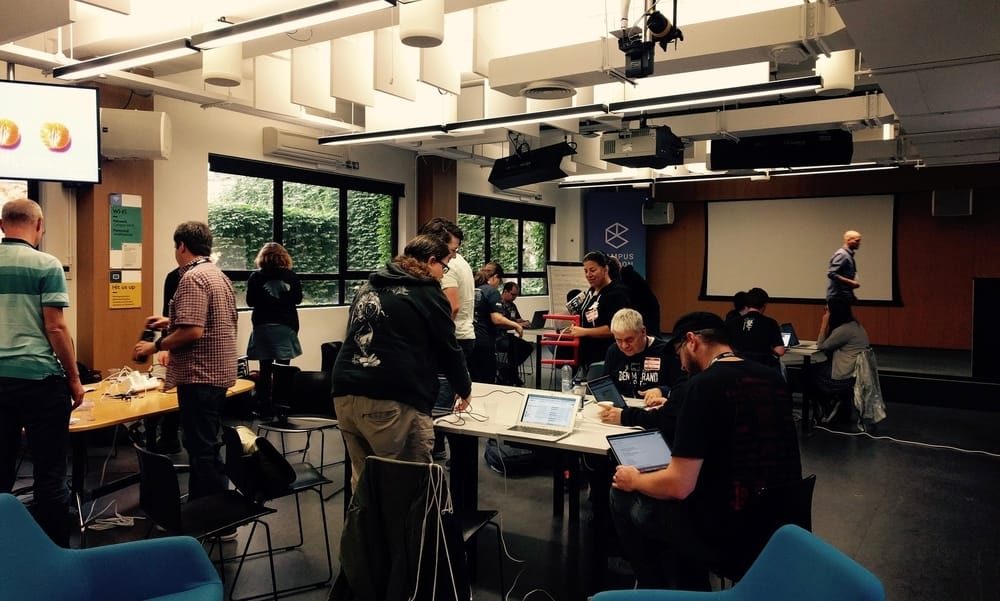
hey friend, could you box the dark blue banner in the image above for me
[583,189,647,277]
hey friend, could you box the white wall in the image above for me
[152,95,417,370]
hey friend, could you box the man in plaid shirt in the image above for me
[136,222,237,499]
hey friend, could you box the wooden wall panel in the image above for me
[75,84,155,373]
[648,163,1000,350]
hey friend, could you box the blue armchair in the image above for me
[592,524,885,601]
[0,493,221,601]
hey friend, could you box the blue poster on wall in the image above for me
[583,189,647,277]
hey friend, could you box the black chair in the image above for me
[334,456,503,600]
[337,452,505,597]
[221,425,333,599]
[256,362,342,486]
[132,443,278,600]
[714,473,818,584]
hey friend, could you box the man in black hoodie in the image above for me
[333,235,472,490]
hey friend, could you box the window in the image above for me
[208,155,400,307]
[458,194,553,295]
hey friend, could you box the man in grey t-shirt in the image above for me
[826,230,862,303]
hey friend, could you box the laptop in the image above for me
[587,374,628,409]
[780,322,801,347]
[606,430,672,473]
[781,322,817,350]
[529,310,547,329]
[502,391,580,442]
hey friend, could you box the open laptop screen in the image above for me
[780,323,800,347]
[520,393,577,427]
[587,374,627,408]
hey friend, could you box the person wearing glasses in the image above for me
[332,235,471,490]
[470,262,523,383]
[608,311,801,591]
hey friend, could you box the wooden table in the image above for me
[69,378,254,543]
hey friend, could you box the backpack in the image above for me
[483,438,538,476]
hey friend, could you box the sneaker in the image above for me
[219,529,239,541]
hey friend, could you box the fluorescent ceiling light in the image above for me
[191,0,393,49]
[609,76,823,114]
[445,104,608,133]
[558,177,654,189]
[319,124,446,146]
[53,39,198,80]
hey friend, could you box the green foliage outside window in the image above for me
[207,168,395,307]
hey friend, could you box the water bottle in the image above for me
[560,364,573,393]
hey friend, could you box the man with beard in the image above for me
[608,312,801,591]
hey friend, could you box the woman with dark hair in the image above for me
[246,242,303,414]
[470,262,523,383]
[813,298,870,421]
[566,250,632,371]
[333,235,471,489]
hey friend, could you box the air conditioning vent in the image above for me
[262,127,357,168]
[520,80,576,100]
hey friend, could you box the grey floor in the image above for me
[13,358,1000,601]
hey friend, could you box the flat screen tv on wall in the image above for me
[0,80,101,184]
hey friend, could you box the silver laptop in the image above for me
[502,391,580,442]
[607,430,672,473]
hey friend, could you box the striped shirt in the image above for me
[163,258,238,390]
[0,238,69,380]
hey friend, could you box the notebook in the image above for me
[587,374,628,409]
[502,391,580,442]
[529,310,547,329]
[606,430,673,473]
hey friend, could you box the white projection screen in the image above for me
[704,195,896,303]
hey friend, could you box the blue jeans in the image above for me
[0,376,72,547]
[176,384,228,499]
[609,488,714,590]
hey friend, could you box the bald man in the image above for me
[0,198,84,547]
[827,230,862,303]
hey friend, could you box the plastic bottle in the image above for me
[560,364,573,393]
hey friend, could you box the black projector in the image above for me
[488,142,577,189]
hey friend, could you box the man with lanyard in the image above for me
[609,311,801,590]
[134,221,237,500]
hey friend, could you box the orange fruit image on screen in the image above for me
[0,119,20,148]
[40,122,72,151]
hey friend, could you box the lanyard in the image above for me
[708,351,737,368]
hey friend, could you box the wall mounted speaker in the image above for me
[99,109,171,160]
[932,188,973,216]
[642,200,674,225]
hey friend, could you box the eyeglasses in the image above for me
[442,264,450,274]
[673,334,688,356]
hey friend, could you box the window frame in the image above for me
[458,193,554,296]
[209,154,401,306]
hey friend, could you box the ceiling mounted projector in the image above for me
[488,142,577,190]
[601,126,685,169]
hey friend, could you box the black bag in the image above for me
[232,426,295,499]
[484,438,538,476]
